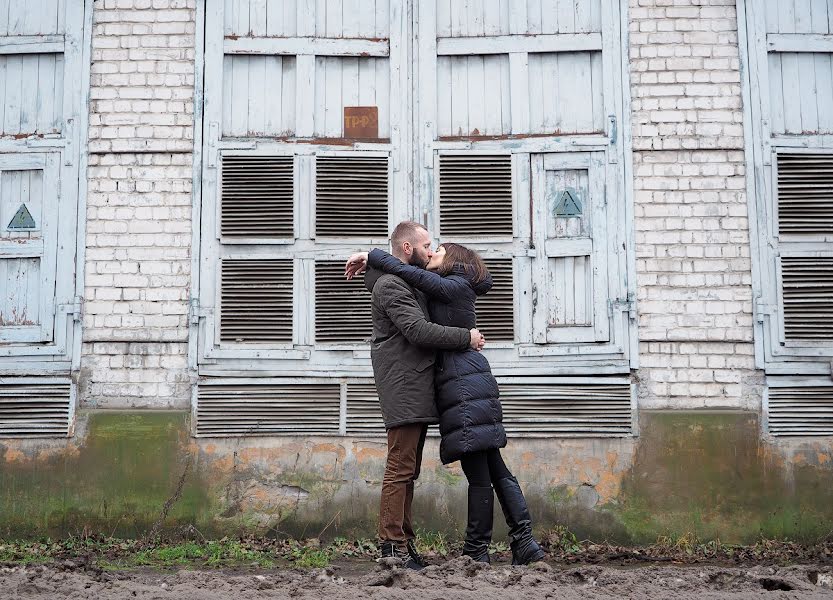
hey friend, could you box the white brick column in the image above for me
[629,0,763,409]
[81,0,196,408]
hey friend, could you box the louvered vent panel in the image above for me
[196,383,340,436]
[500,383,632,435]
[315,261,372,343]
[777,154,833,235]
[768,387,833,436]
[781,257,833,341]
[345,383,385,434]
[221,155,294,238]
[0,381,71,437]
[316,156,389,237]
[439,155,512,236]
[221,259,293,343]
[477,258,514,341]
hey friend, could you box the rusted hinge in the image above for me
[57,297,83,322]
[608,295,636,320]
[754,298,776,324]
[189,298,213,325]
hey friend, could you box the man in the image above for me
[345,221,485,570]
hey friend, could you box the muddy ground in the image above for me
[2,557,832,599]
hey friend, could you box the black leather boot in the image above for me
[494,476,545,565]
[461,485,494,563]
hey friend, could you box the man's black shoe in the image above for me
[379,541,424,571]
[406,539,427,568]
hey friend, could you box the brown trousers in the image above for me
[378,423,428,545]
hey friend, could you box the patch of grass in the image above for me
[415,529,450,556]
[291,547,330,568]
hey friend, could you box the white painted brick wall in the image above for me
[81,0,196,409]
[629,0,763,409]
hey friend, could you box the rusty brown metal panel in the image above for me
[343,106,379,139]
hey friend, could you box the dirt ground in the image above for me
[1,557,832,599]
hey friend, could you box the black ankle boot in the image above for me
[461,485,494,563]
[493,476,545,565]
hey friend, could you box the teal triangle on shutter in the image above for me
[7,204,36,229]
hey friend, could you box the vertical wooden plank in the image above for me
[326,0,343,37]
[781,53,802,133]
[41,0,60,35]
[499,54,511,134]
[36,54,54,134]
[53,53,64,133]
[313,56,326,136]
[590,51,604,132]
[557,0,574,33]
[829,0,833,34]
[7,1,23,34]
[590,152,609,341]
[231,0,250,36]
[764,0,779,32]
[282,56,297,134]
[436,57,451,137]
[297,0,314,36]
[325,57,342,136]
[357,0,374,38]
[483,0,500,35]
[436,0,451,37]
[575,0,592,33]
[250,0,266,36]
[540,53,557,133]
[815,53,833,132]
[795,0,812,32]
[527,53,543,133]
[778,0,796,33]
[3,55,21,135]
[525,0,542,35]
[0,0,10,36]
[589,0,601,32]
[797,52,819,133]
[265,0,281,36]
[230,56,248,135]
[470,0,485,36]
[296,54,315,136]
[374,57,389,138]
[375,0,389,38]
[283,0,297,36]
[509,0,527,34]
[342,57,359,112]
[530,155,548,343]
[540,0,557,33]
[809,0,829,33]
[248,55,266,135]
[451,0,466,36]
[450,57,467,136]
[467,55,485,135]
[315,0,327,36]
[0,58,7,132]
[224,0,233,35]
[358,57,375,106]
[574,255,587,324]
[263,56,282,135]
[508,52,529,134]
[482,55,501,135]
[343,0,360,37]
[767,52,785,134]
[221,56,232,135]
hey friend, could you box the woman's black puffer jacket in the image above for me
[368,249,507,464]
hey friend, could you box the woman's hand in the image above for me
[344,252,369,280]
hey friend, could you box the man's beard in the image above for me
[408,252,428,269]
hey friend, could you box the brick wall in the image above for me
[629,0,762,409]
[81,0,196,409]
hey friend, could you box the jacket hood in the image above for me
[364,266,383,293]
[450,264,493,296]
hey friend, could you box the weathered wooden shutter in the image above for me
[0,155,60,344]
[766,385,833,436]
[315,261,373,344]
[220,259,294,343]
[477,258,514,341]
[221,155,294,239]
[345,382,385,434]
[776,154,833,235]
[315,156,389,238]
[779,257,833,341]
[196,381,341,436]
[0,378,73,437]
[531,152,611,344]
[438,155,512,237]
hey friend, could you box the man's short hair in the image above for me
[390,221,427,253]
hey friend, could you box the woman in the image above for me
[352,243,544,565]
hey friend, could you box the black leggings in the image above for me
[459,449,513,487]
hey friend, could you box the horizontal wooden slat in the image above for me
[777,154,833,235]
[781,257,833,341]
[477,259,514,341]
[0,35,65,54]
[196,383,340,437]
[221,155,294,238]
[345,383,385,433]
[437,32,603,56]
[768,386,833,436]
[767,33,833,54]
[439,155,512,236]
[316,156,389,237]
[0,381,71,437]
[315,261,372,344]
[220,259,293,343]
[224,36,390,57]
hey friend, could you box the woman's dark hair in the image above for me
[436,243,489,284]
